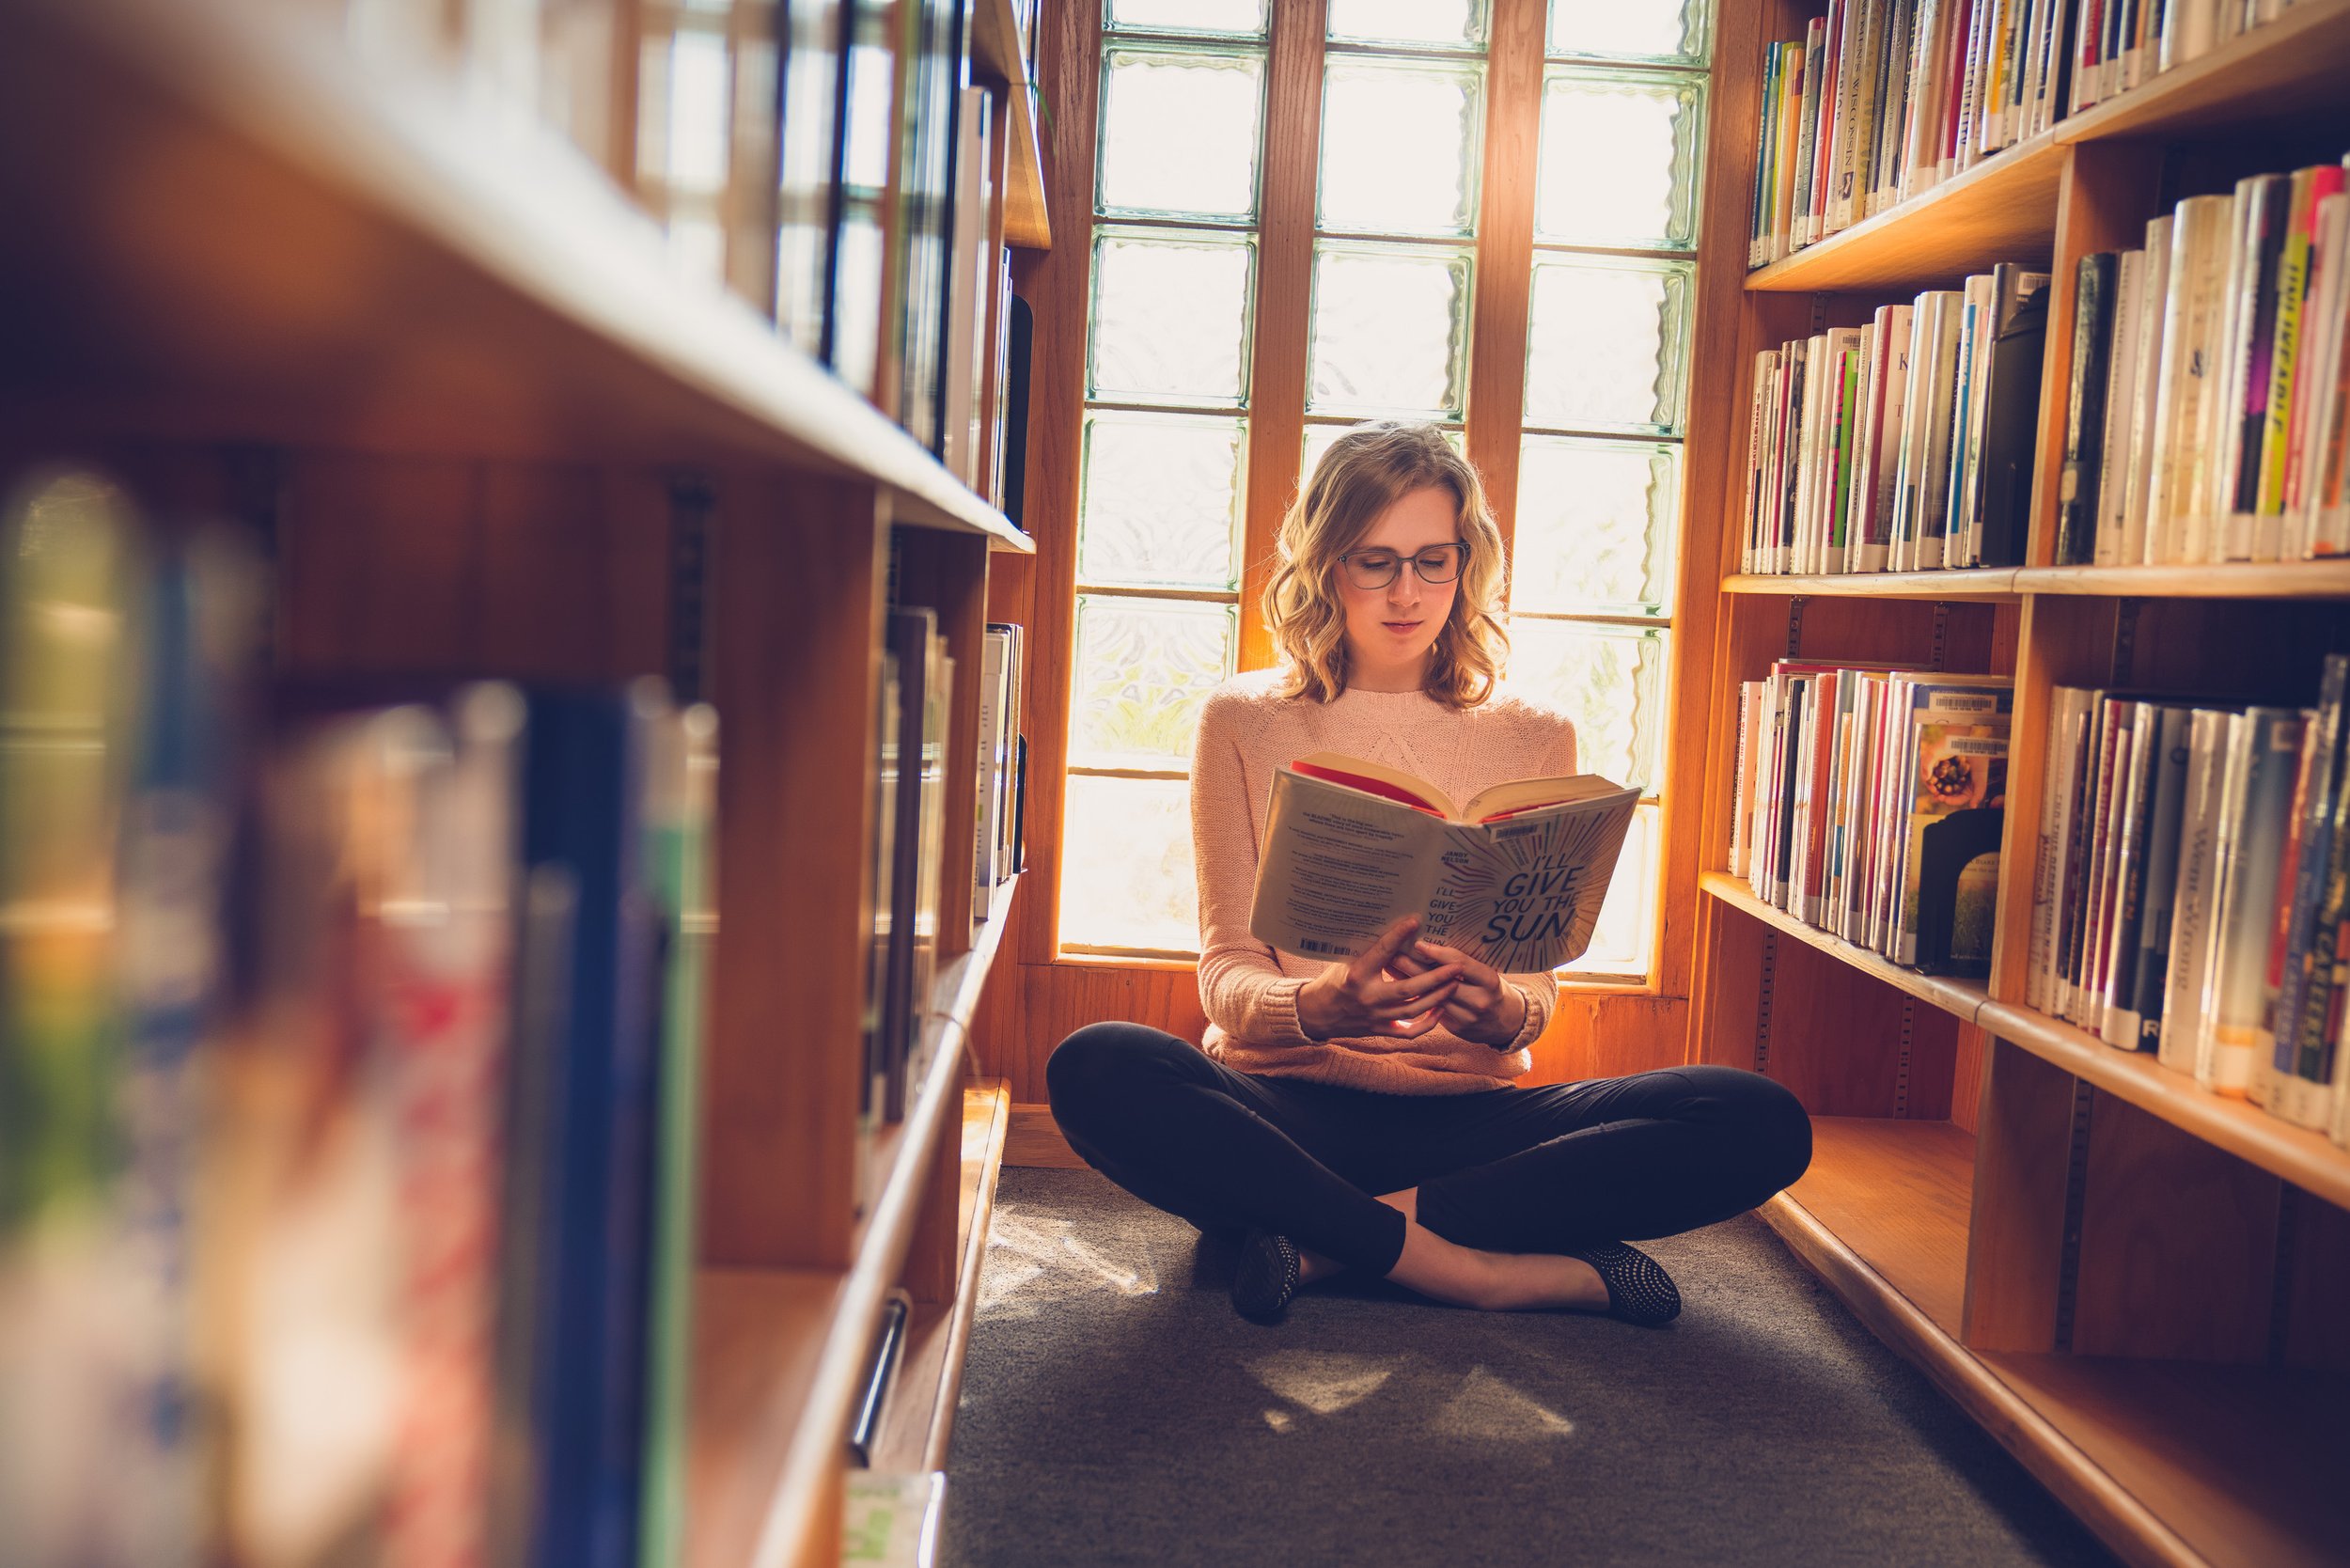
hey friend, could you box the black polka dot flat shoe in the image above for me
[1231,1229,1302,1323]
[1572,1242,1681,1326]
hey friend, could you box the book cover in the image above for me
[2144,194,2235,564]
[1978,278,2050,565]
[2128,705,2193,1051]
[2092,249,2146,567]
[2198,706,2304,1094]
[2159,707,2234,1074]
[1900,719,2010,971]
[2059,251,2119,565]
[1248,755,1639,973]
[2122,216,2175,565]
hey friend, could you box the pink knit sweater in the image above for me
[1188,668,1580,1094]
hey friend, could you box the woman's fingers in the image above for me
[1375,980,1458,1021]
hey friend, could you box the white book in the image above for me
[1839,322,1880,572]
[1863,303,1916,571]
[1730,682,1763,877]
[2208,177,2267,560]
[2159,708,2232,1073]
[1902,0,1951,201]
[1793,333,1832,573]
[1952,0,1993,174]
[1746,351,1779,573]
[2121,213,2176,564]
[2298,195,2350,557]
[1910,290,1966,569]
[2029,686,2087,1014]
[2144,194,2236,563]
[2159,0,2219,67]
[2094,250,2148,566]
[1823,0,1868,237]
[2197,708,2305,1095]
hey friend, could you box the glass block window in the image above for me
[1064,0,1711,982]
[1509,0,1710,978]
[1068,3,1269,959]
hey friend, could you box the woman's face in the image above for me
[1335,483,1465,691]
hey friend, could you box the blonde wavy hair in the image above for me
[1263,422,1508,708]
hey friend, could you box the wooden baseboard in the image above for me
[1005,1104,1084,1168]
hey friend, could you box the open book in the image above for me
[1248,752,1641,973]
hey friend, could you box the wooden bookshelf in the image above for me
[1700,874,1993,1026]
[1723,570,2024,599]
[1746,0,2350,295]
[0,0,1031,544]
[1771,1116,1976,1333]
[1977,1000,2350,1213]
[692,890,1024,1568]
[1700,6,2350,1567]
[0,0,1045,1561]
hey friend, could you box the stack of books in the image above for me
[1747,0,2326,268]
[2028,654,2350,1144]
[0,463,717,1568]
[1731,662,2015,974]
[2054,154,2350,566]
[1741,261,2049,574]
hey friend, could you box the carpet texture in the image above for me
[940,1167,2118,1568]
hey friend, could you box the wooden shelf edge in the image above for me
[1745,133,2065,293]
[922,1080,1011,1469]
[2053,0,2350,149]
[1976,999,2350,1211]
[2010,559,2350,599]
[13,0,1031,549]
[1758,1194,2205,1568]
[1723,569,2022,600]
[970,0,1052,250]
[1700,874,1992,1024]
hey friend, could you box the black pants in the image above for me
[1045,1022,1814,1278]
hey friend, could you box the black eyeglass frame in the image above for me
[1334,540,1470,590]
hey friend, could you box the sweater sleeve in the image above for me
[1190,689,1318,1047]
[1494,712,1582,1051]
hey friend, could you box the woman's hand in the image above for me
[1387,939,1528,1048]
[1295,916,1463,1041]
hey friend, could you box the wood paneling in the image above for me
[1964,1039,2076,1354]
[1950,1022,1990,1135]
[702,477,887,1269]
[1234,0,1328,677]
[2071,1094,2280,1363]
[2280,1192,2350,1372]
[1784,1117,1977,1334]
[1756,936,1934,1118]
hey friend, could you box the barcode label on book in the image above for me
[1296,937,1352,956]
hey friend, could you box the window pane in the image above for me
[1319,59,1483,237]
[1059,776,1199,952]
[1089,230,1256,407]
[1328,0,1487,52]
[1512,437,1678,617]
[1098,47,1266,222]
[1080,411,1247,590]
[1106,0,1267,38]
[1507,619,1669,793]
[1548,0,1713,65]
[1070,596,1236,770]
[1536,68,1704,251]
[1308,243,1473,419]
[1523,255,1692,436]
[1302,422,1463,494]
[1561,802,1658,975]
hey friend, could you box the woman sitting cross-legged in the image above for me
[1046,420,1812,1326]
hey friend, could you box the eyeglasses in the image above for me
[1337,541,1468,591]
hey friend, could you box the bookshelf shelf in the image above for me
[1976,1000,2350,1212]
[1776,1116,1976,1334]
[2008,559,2350,599]
[1722,570,2024,600]
[1700,873,1993,1026]
[1746,133,2065,292]
[1745,0,2350,298]
[688,881,1019,1568]
[1976,1354,2350,1568]
[0,0,1035,549]
[972,0,1053,251]
[2051,0,2350,150]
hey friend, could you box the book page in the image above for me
[1248,769,1443,961]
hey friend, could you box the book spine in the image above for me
[2159,708,2230,1072]
[2059,252,2118,564]
[2130,705,2192,1049]
[2145,195,2234,565]
[2222,174,2293,558]
[2283,183,2348,551]
[1794,15,1831,248]
[2305,193,2350,555]
[2102,699,2164,1045]
[2201,709,2305,1094]
[2029,685,2080,1012]
[2275,656,2348,1125]
[2123,213,2176,563]
[2093,251,2145,566]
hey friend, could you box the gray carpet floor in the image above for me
[940,1167,2121,1568]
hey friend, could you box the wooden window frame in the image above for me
[1010,0,1748,1012]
